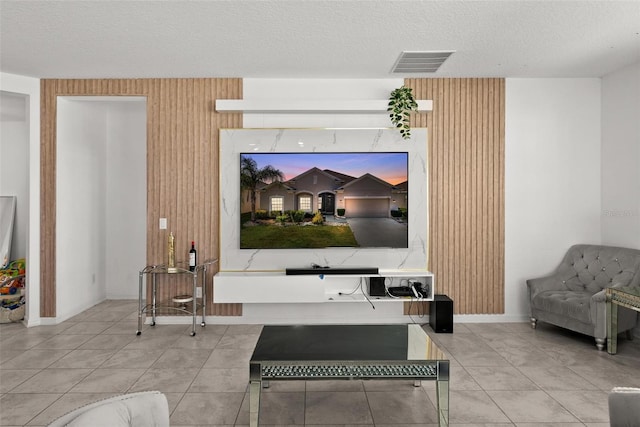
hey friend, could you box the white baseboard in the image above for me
[454,314,530,323]
[151,315,416,326]
[149,313,531,325]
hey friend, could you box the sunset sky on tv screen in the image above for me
[244,152,407,185]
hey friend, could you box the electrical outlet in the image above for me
[196,287,202,298]
[159,218,167,229]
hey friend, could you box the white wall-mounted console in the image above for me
[214,99,433,114]
[213,270,434,304]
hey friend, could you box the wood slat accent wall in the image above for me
[405,78,505,315]
[40,78,243,317]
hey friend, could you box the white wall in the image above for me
[0,72,40,326]
[105,101,146,298]
[57,97,146,320]
[601,61,640,249]
[243,78,404,128]
[206,78,597,324]
[504,79,602,320]
[0,74,613,325]
[0,91,28,260]
[57,99,108,319]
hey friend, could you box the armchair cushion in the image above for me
[531,290,591,324]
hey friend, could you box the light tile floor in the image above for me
[1,300,639,426]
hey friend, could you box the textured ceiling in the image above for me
[1,0,639,79]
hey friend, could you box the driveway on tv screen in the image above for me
[345,217,408,248]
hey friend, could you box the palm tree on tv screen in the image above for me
[241,155,284,221]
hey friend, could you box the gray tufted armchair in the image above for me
[527,244,640,350]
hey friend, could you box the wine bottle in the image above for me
[189,241,197,271]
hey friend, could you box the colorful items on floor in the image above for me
[0,258,26,323]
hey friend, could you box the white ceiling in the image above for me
[1,0,639,79]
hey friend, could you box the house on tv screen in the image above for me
[251,167,408,218]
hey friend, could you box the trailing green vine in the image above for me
[388,86,418,140]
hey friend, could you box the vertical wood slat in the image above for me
[40,78,243,317]
[40,80,57,317]
[404,78,505,315]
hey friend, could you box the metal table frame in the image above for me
[136,260,217,336]
[607,286,640,354]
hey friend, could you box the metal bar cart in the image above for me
[136,259,218,336]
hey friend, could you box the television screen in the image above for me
[240,152,408,249]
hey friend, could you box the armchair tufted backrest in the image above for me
[556,244,640,294]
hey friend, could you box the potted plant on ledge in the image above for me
[388,86,418,140]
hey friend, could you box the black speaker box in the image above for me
[429,294,453,333]
[368,277,386,297]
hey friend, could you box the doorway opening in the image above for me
[56,96,146,319]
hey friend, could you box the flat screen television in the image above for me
[240,152,408,249]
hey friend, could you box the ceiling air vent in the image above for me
[391,51,455,73]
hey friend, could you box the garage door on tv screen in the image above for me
[240,152,409,249]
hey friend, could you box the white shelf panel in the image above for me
[215,99,433,114]
[325,293,428,303]
[214,272,325,303]
[214,270,433,304]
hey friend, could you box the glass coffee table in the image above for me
[249,324,450,426]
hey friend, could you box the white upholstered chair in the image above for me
[609,387,640,427]
[47,391,169,427]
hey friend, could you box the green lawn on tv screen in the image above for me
[240,224,358,249]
